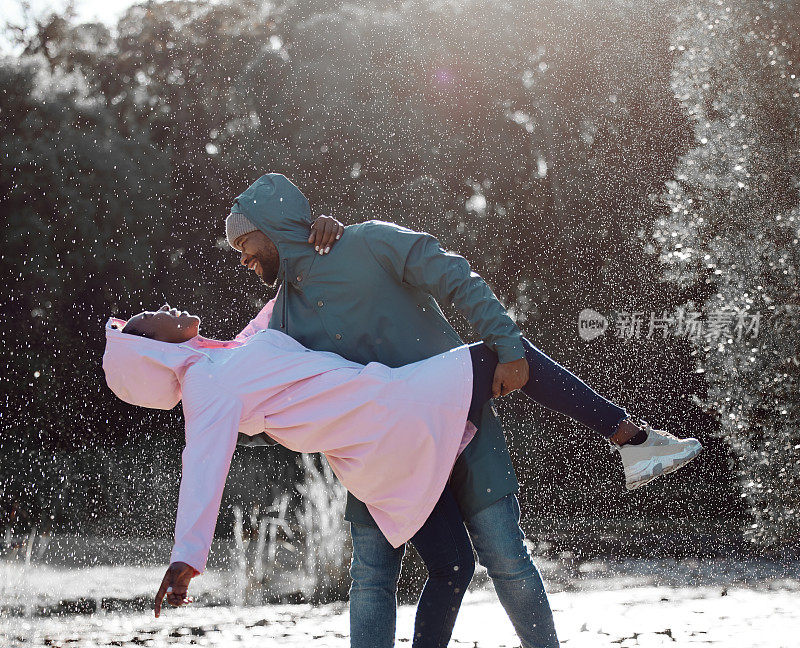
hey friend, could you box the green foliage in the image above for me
[1,0,750,542]
[0,57,174,531]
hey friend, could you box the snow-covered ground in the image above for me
[3,556,799,612]
[0,563,231,611]
[2,556,798,646]
[2,585,798,647]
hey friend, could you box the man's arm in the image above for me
[360,221,528,395]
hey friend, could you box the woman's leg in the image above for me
[408,484,475,648]
[467,337,629,439]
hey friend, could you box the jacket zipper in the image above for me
[281,258,288,334]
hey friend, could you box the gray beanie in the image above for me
[225,211,259,251]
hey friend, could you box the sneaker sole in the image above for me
[625,441,703,491]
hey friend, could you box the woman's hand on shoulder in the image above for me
[309,215,344,254]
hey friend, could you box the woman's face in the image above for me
[124,304,201,343]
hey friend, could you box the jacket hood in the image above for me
[231,173,313,255]
[102,318,206,410]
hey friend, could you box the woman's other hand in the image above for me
[309,215,344,254]
[154,561,200,617]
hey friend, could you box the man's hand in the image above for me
[492,358,529,398]
[154,561,199,618]
[309,215,344,254]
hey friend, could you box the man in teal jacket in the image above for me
[227,173,560,648]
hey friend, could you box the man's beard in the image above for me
[255,251,280,287]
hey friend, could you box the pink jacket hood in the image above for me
[102,318,208,410]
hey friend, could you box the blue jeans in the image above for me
[350,337,630,646]
[350,493,560,648]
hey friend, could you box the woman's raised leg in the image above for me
[467,337,703,490]
[467,337,629,438]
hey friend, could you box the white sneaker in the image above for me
[611,418,703,491]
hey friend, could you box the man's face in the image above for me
[235,229,281,287]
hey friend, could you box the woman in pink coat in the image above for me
[103,302,702,647]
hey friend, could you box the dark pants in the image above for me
[406,484,474,647]
[404,337,628,647]
[467,337,629,437]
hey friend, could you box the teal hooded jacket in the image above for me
[231,173,527,525]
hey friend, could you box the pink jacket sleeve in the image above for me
[169,396,242,574]
[234,294,278,342]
